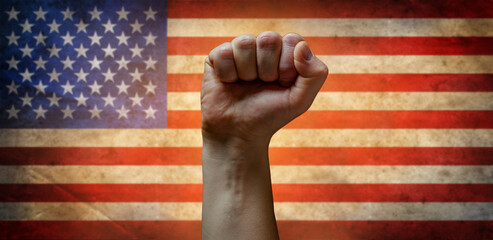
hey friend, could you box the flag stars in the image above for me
[75,20,89,33]
[61,105,75,119]
[144,7,157,21]
[61,81,75,95]
[7,56,20,70]
[20,69,34,82]
[116,32,129,46]
[89,32,102,46]
[6,106,20,119]
[6,81,19,95]
[47,93,61,107]
[61,7,75,21]
[75,69,88,82]
[144,105,157,119]
[47,69,61,82]
[20,93,33,107]
[75,44,89,58]
[144,81,157,95]
[130,19,143,33]
[34,56,47,70]
[116,81,130,95]
[20,20,34,33]
[6,32,20,45]
[102,44,116,58]
[116,56,129,70]
[89,81,102,95]
[34,32,48,45]
[61,56,75,70]
[130,44,143,58]
[89,105,103,119]
[61,32,75,46]
[20,44,33,58]
[102,93,116,107]
[102,68,116,82]
[144,32,157,46]
[130,68,143,82]
[33,6,47,21]
[130,93,143,107]
[116,105,129,119]
[89,7,103,21]
[103,20,116,33]
[33,105,48,119]
[89,56,102,70]
[6,7,20,21]
[48,20,61,33]
[144,57,156,70]
[116,6,130,21]
[75,93,89,107]
[48,45,61,57]
[34,81,47,95]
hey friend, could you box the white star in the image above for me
[75,20,89,33]
[34,81,47,95]
[89,105,102,119]
[47,69,61,82]
[75,69,88,82]
[20,68,34,82]
[102,44,116,58]
[75,93,89,107]
[144,32,157,46]
[6,81,19,95]
[144,57,157,70]
[89,32,102,46]
[20,20,34,33]
[102,93,116,107]
[144,81,157,95]
[116,7,130,21]
[102,68,115,82]
[6,7,20,21]
[33,105,48,119]
[116,56,129,70]
[130,19,143,33]
[116,32,129,46]
[116,105,129,119]
[61,32,75,46]
[6,56,20,70]
[89,81,102,95]
[61,105,75,119]
[75,44,89,58]
[89,56,102,70]
[6,106,20,119]
[47,45,61,57]
[144,7,157,21]
[33,6,47,21]
[144,105,157,119]
[20,44,33,58]
[130,68,143,82]
[116,81,130,95]
[20,93,33,107]
[48,20,61,33]
[61,7,75,21]
[34,32,48,45]
[102,19,115,33]
[6,32,20,45]
[89,7,102,21]
[61,81,74,95]
[130,44,143,58]
[130,93,143,107]
[34,56,47,70]
[61,56,75,70]
[47,93,61,107]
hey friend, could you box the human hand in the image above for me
[201,31,328,145]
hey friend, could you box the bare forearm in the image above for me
[201,138,279,240]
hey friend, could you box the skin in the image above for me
[201,31,328,240]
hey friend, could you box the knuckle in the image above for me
[210,42,234,61]
[257,31,282,50]
[232,34,256,50]
[282,32,304,46]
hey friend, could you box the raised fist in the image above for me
[201,31,328,144]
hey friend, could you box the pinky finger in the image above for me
[208,42,238,83]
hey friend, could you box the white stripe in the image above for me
[168,55,493,74]
[0,166,491,184]
[168,18,493,37]
[0,202,491,220]
[168,92,493,111]
[1,129,493,147]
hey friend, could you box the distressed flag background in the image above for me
[1,0,493,239]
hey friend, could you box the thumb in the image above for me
[290,41,329,112]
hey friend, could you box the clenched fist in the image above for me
[201,31,328,144]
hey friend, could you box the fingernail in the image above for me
[301,41,313,61]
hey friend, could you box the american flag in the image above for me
[1,0,493,239]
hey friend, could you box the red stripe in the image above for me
[168,37,493,55]
[1,147,491,165]
[1,221,492,239]
[167,74,493,92]
[168,111,493,129]
[168,0,493,18]
[1,184,491,202]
